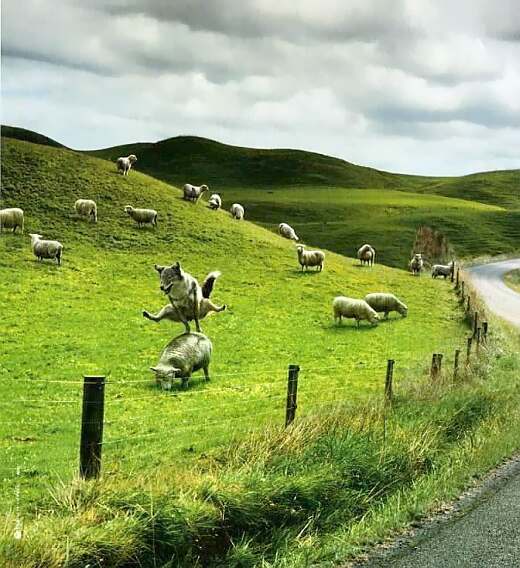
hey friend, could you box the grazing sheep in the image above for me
[409,253,424,276]
[333,297,379,327]
[29,233,63,265]
[183,184,209,203]
[296,245,325,271]
[150,332,212,390]
[74,199,97,223]
[124,205,157,228]
[357,244,376,266]
[364,293,408,319]
[432,260,454,279]
[230,203,244,220]
[208,193,222,210]
[117,154,137,176]
[278,222,299,241]
[0,208,24,234]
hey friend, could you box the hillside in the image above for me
[1,125,64,149]
[1,136,519,567]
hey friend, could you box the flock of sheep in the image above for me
[0,152,456,388]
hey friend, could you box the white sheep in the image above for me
[124,205,157,228]
[364,293,408,319]
[431,260,454,279]
[117,154,137,176]
[208,193,222,210]
[74,199,97,223]
[409,253,424,276]
[230,203,244,220]
[278,223,299,241]
[0,208,24,234]
[357,244,376,266]
[29,233,63,265]
[333,297,379,327]
[183,184,209,203]
[150,332,212,390]
[296,245,325,271]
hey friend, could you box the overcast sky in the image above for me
[2,0,519,175]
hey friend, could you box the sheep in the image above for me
[208,193,222,210]
[409,253,424,276]
[183,184,209,203]
[333,297,379,327]
[124,205,157,228]
[29,233,63,265]
[364,293,408,319]
[296,244,325,271]
[230,203,244,220]
[150,332,212,390]
[432,260,454,279]
[0,208,24,234]
[278,222,299,241]
[117,154,137,176]
[74,199,97,223]
[357,244,376,266]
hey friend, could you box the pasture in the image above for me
[0,138,468,512]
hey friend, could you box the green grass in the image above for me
[1,136,519,567]
[504,269,520,294]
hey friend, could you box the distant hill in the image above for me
[1,125,64,149]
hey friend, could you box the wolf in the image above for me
[147,262,225,333]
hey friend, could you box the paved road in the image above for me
[355,258,520,568]
[466,258,520,328]
[358,457,520,568]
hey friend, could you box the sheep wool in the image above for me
[364,293,408,318]
[333,296,379,326]
[124,205,158,227]
[0,208,24,234]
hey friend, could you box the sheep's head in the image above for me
[128,155,137,163]
[124,205,133,214]
[200,184,209,192]
[156,262,184,294]
[150,365,180,390]
[398,303,408,317]
[29,233,42,243]
[296,245,304,254]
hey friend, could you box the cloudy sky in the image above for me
[2,0,519,175]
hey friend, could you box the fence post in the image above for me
[285,365,299,427]
[430,354,438,380]
[455,268,460,289]
[385,359,394,403]
[473,311,478,338]
[453,349,460,381]
[466,295,471,313]
[451,265,455,283]
[466,337,473,365]
[461,281,465,301]
[476,327,481,355]
[483,321,488,342]
[437,353,443,376]
[80,375,105,480]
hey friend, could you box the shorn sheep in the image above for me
[278,222,299,241]
[117,154,137,176]
[364,293,408,319]
[296,245,325,271]
[409,253,424,276]
[74,199,97,223]
[333,297,379,327]
[183,184,209,203]
[230,203,244,220]
[0,208,24,234]
[124,205,157,228]
[432,260,454,279]
[357,244,376,266]
[150,332,212,390]
[29,233,63,265]
[208,193,222,210]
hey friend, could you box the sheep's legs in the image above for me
[203,366,210,381]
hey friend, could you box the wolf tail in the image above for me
[201,271,221,298]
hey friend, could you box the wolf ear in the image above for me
[173,261,181,270]
[154,264,165,274]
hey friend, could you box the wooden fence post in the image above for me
[466,295,471,313]
[437,353,443,376]
[455,268,460,289]
[476,327,481,355]
[80,375,106,480]
[466,337,473,365]
[451,265,455,283]
[473,311,478,338]
[285,365,299,427]
[461,281,465,301]
[430,354,439,380]
[453,349,460,381]
[385,359,394,403]
[483,321,488,342]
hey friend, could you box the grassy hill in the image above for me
[1,125,64,149]
[1,135,519,567]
